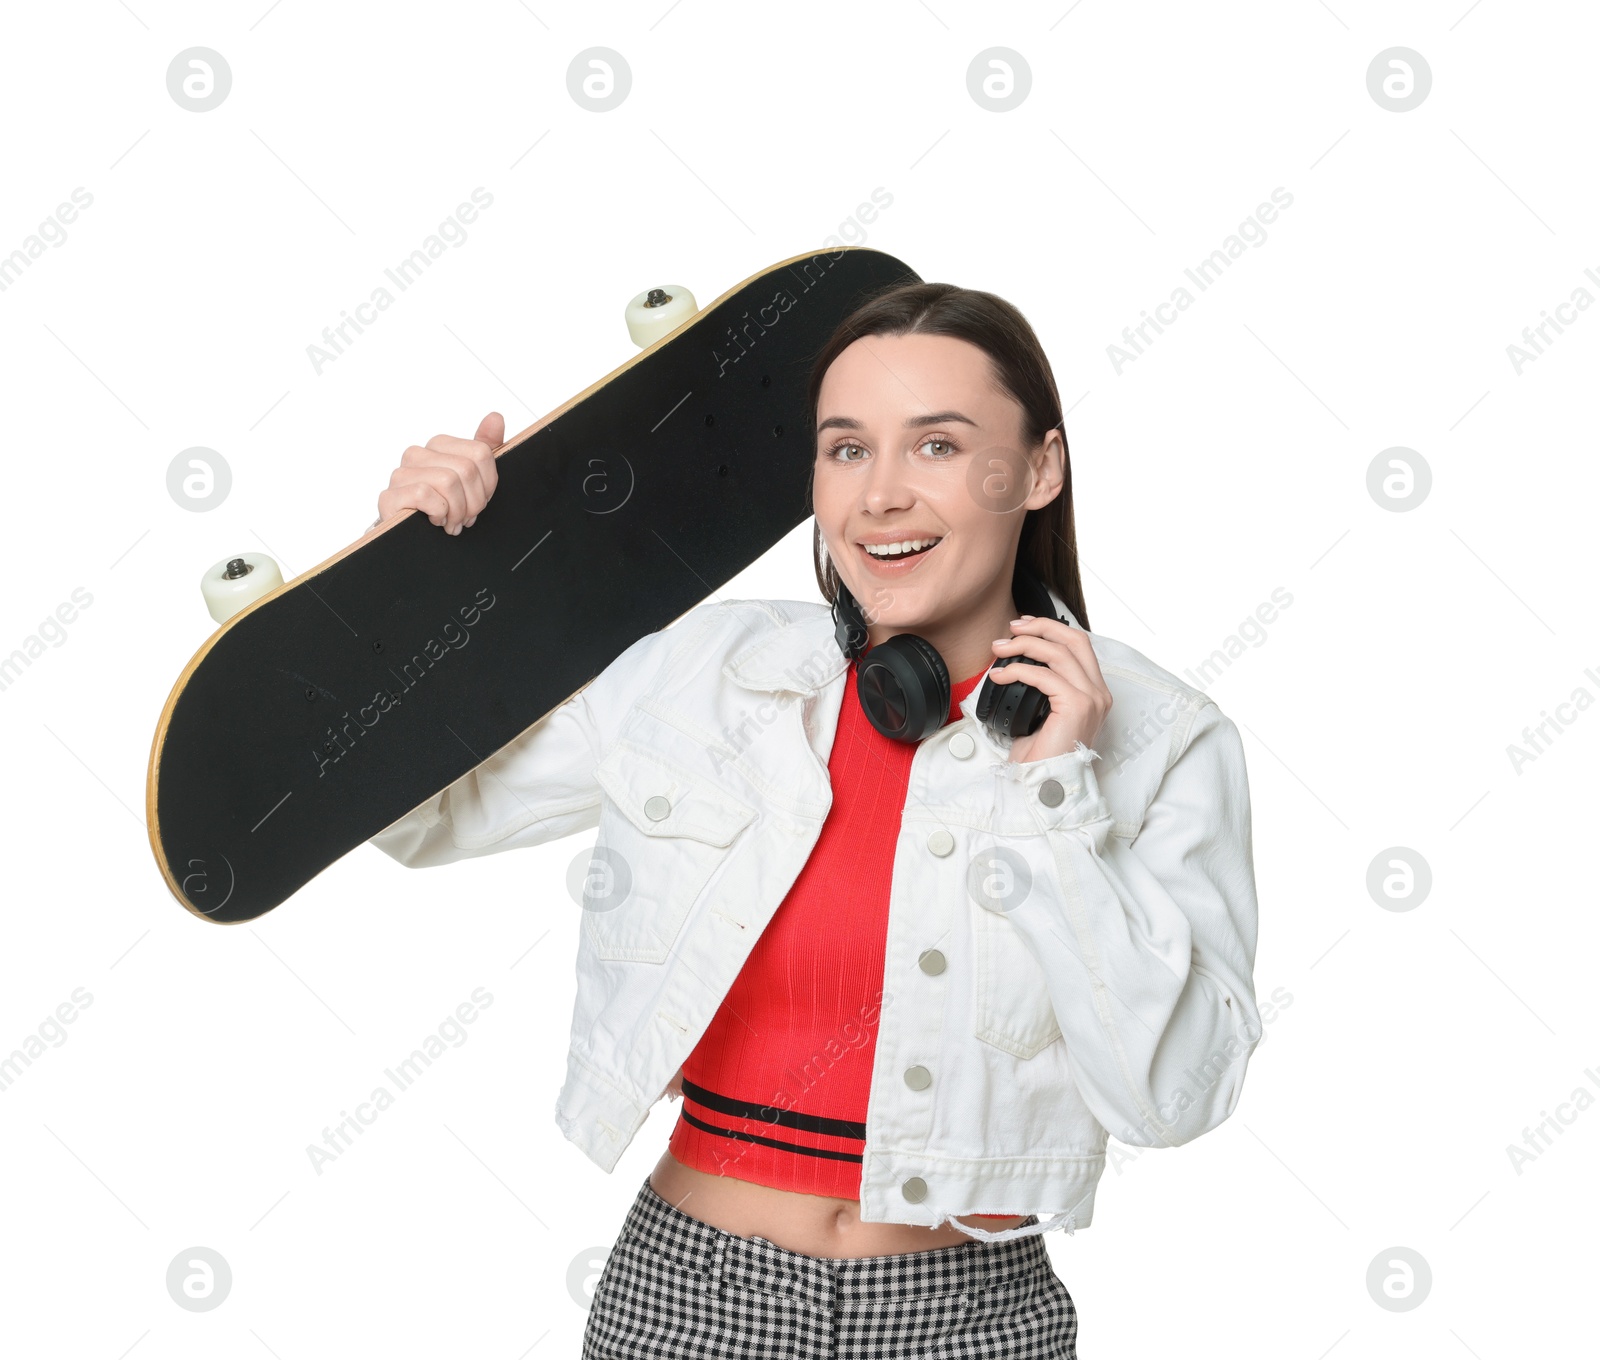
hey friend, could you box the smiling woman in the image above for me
[367,278,1261,1360]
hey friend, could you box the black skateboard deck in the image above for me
[147,247,921,923]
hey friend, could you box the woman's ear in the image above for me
[1024,426,1067,512]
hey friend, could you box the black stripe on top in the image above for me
[676,1106,864,1164]
[679,1076,866,1139]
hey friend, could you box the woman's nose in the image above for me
[861,452,916,509]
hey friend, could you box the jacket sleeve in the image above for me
[367,617,688,868]
[989,698,1262,1147]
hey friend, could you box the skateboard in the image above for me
[146,246,921,924]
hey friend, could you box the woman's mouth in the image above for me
[857,536,943,574]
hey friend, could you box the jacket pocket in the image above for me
[583,739,756,963]
[971,902,1063,1060]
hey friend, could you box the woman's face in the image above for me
[811,331,1063,642]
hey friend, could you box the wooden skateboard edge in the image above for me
[145,243,891,922]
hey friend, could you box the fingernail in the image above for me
[994,638,1010,646]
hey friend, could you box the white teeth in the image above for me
[863,537,941,559]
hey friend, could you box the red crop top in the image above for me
[668,655,1020,1219]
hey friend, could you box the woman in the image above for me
[367,282,1262,1357]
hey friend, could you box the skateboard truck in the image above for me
[200,551,284,625]
[625,283,698,348]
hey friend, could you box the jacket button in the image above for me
[949,732,975,759]
[1038,779,1065,807]
[918,949,947,976]
[644,795,671,821]
[927,829,954,857]
[904,1065,932,1091]
[901,1176,928,1203]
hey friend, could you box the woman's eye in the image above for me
[830,443,867,462]
[920,438,955,457]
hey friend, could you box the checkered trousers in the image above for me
[582,1174,1078,1359]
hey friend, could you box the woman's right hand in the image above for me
[371,410,505,537]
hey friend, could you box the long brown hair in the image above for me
[803,281,1090,630]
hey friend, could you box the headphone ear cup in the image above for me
[981,561,1068,740]
[856,633,951,743]
[976,657,1052,740]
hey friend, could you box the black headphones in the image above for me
[831,558,1069,744]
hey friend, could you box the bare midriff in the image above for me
[648,1148,1027,1259]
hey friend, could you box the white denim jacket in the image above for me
[369,590,1262,1243]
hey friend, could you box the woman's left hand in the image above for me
[989,615,1114,764]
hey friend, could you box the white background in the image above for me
[1,1,1594,1355]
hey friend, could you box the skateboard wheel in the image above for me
[201,553,284,624]
[625,284,697,348]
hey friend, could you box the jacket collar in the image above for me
[724,607,846,695]
[723,590,1081,698]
